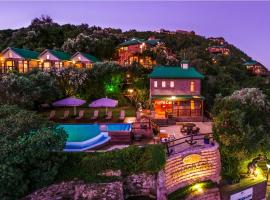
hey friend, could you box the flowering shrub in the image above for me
[227,88,268,110]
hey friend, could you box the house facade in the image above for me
[149,61,205,121]
[117,37,159,67]
[38,49,71,71]
[244,61,269,76]
[71,52,99,68]
[0,47,39,73]
[208,46,230,55]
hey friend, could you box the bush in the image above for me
[0,105,67,200]
[56,145,166,182]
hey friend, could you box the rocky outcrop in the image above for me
[22,181,124,200]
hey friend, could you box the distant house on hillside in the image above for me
[71,52,99,68]
[176,29,195,35]
[149,60,205,122]
[117,37,160,67]
[208,37,226,45]
[207,46,230,55]
[38,49,71,71]
[243,60,269,76]
[0,47,39,73]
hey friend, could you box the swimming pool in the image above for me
[59,123,131,152]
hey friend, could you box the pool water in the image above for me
[59,123,131,152]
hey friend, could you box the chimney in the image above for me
[180,60,189,69]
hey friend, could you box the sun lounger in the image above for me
[48,110,56,120]
[60,110,69,120]
[105,111,112,120]
[75,110,85,120]
[91,110,99,120]
[119,110,125,121]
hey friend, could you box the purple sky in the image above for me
[0,1,269,68]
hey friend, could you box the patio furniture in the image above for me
[60,110,69,120]
[182,123,196,135]
[91,110,99,120]
[48,110,56,120]
[119,110,125,121]
[75,110,85,120]
[89,97,118,114]
[52,97,86,115]
[105,110,113,120]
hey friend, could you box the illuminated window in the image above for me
[162,81,166,88]
[8,52,13,58]
[170,81,174,88]
[46,54,50,60]
[190,100,195,110]
[190,81,195,92]
[78,56,81,60]
[154,81,158,88]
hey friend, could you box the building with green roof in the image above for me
[71,52,99,68]
[149,61,205,122]
[0,47,40,73]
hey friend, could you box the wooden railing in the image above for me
[164,133,214,156]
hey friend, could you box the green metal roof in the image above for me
[9,47,39,59]
[151,95,205,100]
[149,66,204,79]
[145,39,160,46]
[119,38,144,47]
[81,52,99,62]
[48,49,71,60]
[243,61,258,65]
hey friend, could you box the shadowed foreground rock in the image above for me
[22,181,124,200]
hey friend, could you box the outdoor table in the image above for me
[182,123,196,135]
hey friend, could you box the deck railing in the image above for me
[164,133,214,156]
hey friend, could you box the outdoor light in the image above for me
[171,96,176,100]
[127,74,130,78]
[266,163,270,181]
[128,89,134,93]
[193,183,203,193]
[72,60,75,64]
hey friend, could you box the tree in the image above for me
[0,105,67,200]
[212,88,270,181]
[0,70,61,109]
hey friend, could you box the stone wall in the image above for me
[186,188,221,200]
[164,143,221,193]
[22,181,124,200]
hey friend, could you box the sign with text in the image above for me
[230,187,253,200]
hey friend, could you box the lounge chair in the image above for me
[48,110,56,120]
[91,110,99,120]
[119,110,125,121]
[75,110,85,120]
[105,111,112,120]
[60,110,69,120]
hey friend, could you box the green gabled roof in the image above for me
[149,66,204,79]
[47,49,70,60]
[151,95,205,100]
[118,38,144,47]
[243,60,258,65]
[81,52,99,62]
[146,39,160,46]
[9,47,39,59]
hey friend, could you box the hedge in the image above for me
[56,144,166,182]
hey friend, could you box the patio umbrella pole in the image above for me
[74,106,76,115]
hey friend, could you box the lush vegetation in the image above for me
[56,145,166,183]
[0,105,67,200]
[168,181,216,200]
[213,88,270,181]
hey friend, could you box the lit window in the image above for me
[190,81,195,92]
[78,56,81,60]
[154,81,158,88]
[8,52,12,58]
[46,54,50,60]
[191,100,195,110]
[170,81,174,88]
[162,81,166,88]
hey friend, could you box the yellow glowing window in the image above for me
[190,81,195,92]
[190,100,195,110]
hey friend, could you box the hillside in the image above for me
[0,16,269,109]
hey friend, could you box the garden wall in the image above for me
[164,143,221,193]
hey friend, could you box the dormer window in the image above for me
[162,81,166,88]
[154,81,158,88]
[190,81,195,92]
[181,60,189,69]
[170,81,174,88]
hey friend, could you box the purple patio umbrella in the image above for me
[52,97,86,115]
[89,97,118,113]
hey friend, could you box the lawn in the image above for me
[39,106,136,123]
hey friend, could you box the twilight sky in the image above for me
[0,1,269,68]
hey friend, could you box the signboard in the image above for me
[183,154,202,164]
[230,188,253,200]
